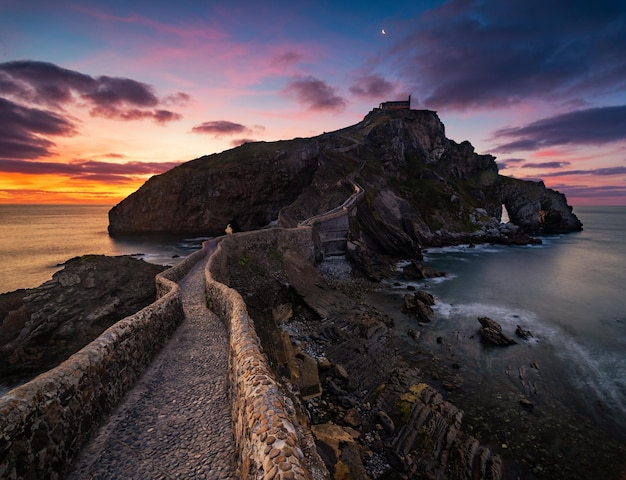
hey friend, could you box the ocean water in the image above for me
[423,206,625,415]
[0,204,208,294]
[383,206,626,478]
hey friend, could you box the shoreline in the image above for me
[359,276,626,479]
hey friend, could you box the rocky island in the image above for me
[103,108,626,480]
[108,108,581,256]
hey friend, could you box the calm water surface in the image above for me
[0,204,207,294]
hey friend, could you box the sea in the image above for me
[0,204,208,294]
[1,204,625,476]
[380,205,626,478]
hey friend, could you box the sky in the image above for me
[1,0,625,206]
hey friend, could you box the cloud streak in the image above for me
[492,106,626,152]
[539,166,626,177]
[191,120,251,136]
[0,158,180,180]
[521,162,571,169]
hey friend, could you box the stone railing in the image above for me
[205,228,314,480]
[0,247,208,480]
[298,183,364,228]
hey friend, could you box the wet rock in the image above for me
[402,260,446,280]
[407,329,421,342]
[520,398,535,410]
[403,291,435,323]
[477,317,517,346]
[515,325,534,340]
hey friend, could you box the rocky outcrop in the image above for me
[498,176,583,233]
[109,141,322,236]
[0,255,166,386]
[477,316,517,347]
[108,108,582,277]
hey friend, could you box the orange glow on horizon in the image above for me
[0,172,147,205]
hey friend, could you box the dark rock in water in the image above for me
[515,324,534,340]
[477,316,517,346]
[0,255,166,386]
[402,259,446,280]
[403,290,435,322]
[519,398,535,410]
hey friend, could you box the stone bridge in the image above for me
[0,185,364,479]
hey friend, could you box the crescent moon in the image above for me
[382,29,386,35]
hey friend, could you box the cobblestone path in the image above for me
[66,257,237,479]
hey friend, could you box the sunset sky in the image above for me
[1,0,625,205]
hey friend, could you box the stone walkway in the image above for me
[66,258,237,479]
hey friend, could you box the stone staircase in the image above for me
[300,183,364,259]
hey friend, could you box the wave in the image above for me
[433,300,626,419]
[554,336,626,419]
[433,301,544,344]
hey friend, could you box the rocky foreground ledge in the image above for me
[0,255,166,387]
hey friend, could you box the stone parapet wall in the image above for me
[0,247,210,480]
[205,228,314,480]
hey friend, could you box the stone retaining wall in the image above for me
[205,228,314,480]
[0,248,208,480]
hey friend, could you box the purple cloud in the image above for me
[349,75,395,99]
[540,166,626,177]
[387,0,626,110]
[284,76,347,111]
[0,158,180,178]
[550,184,626,200]
[191,120,252,136]
[0,60,185,123]
[0,97,77,160]
[492,106,626,152]
[521,162,571,169]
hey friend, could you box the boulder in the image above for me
[515,325,534,340]
[403,291,435,323]
[295,351,322,400]
[402,259,446,280]
[477,316,517,347]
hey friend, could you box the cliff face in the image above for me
[108,108,582,249]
